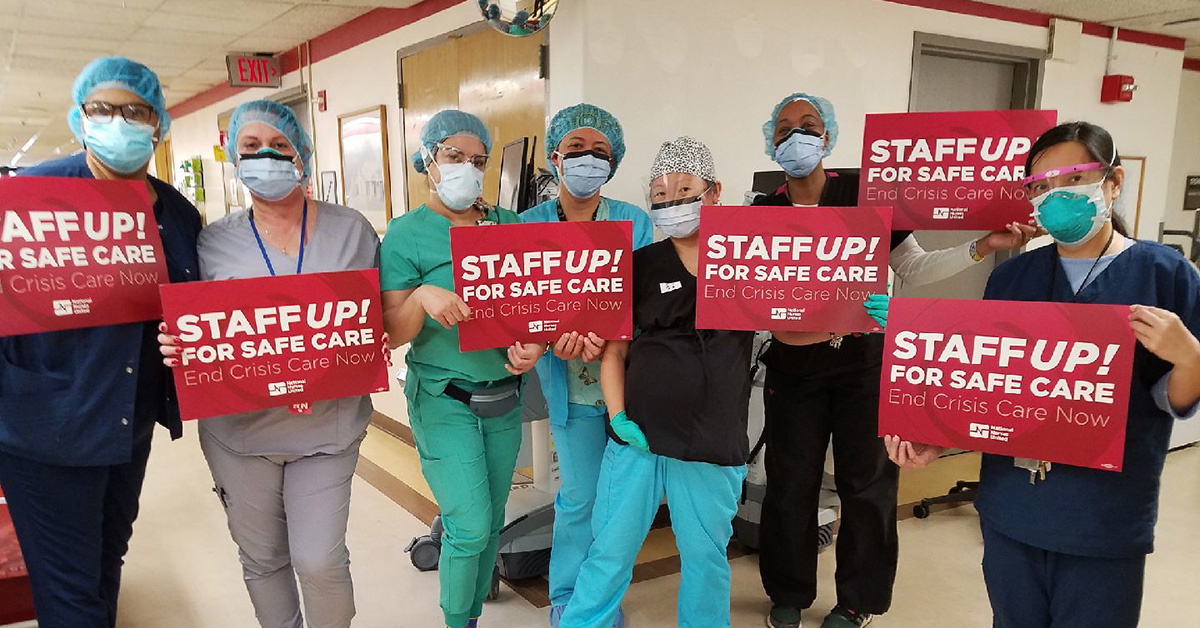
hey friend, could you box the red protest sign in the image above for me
[160,269,389,421]
[696,205,891,332]
[879,297,1134,471]
[451,221,633,352]
[0,176,168,337]
[859,110,1058,231]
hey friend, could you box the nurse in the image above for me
[557,136,748,628]
[520,103,652,628]
[756,92,1038,628]
[159,100,379,628]
[0,57,202,628]
[380,109,544,628]
[885,121,1200,628]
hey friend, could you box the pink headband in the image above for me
[1020,162,1105,186]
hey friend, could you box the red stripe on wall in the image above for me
[1185,58,1200,73]
[880,0,1186,51]
[168,0,462,119]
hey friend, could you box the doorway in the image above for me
[397,25,547,211]
[896,33,1044,299]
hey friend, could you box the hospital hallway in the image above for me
[94,429,1200,628]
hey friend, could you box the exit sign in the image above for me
[226,54,281,88]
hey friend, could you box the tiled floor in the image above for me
[106,428,1200,627]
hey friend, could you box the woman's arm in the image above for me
[1129,304,1200,414]
[889,234,975,288]
[383,286,472,348]
[382,289,424,349]
[600,340,630,417]
[891,224,1039,288]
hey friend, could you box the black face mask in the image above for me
[650,194,704,211]
[559,149,612,162]
[239,150,296,162]
[774,126,823,148]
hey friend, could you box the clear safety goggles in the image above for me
[1020,162,1108,197]
[435,142,490,171]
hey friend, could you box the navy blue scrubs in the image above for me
[0,153,201,628]
[978,239,1200,628]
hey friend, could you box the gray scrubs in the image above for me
[196,201,380,628]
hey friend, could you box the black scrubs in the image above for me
[755,170,910,614]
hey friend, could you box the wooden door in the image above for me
[400,27,546,211]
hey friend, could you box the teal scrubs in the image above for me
[381,204,523,628]
[521,197,653,608]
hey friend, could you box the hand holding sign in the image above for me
[450,221,633,351]
[697,206,891,332]
[0,177,169,336]
[159,269,389,420]
[417,285,472,329]
[859,110,1057,231]
[879,298,1135,471]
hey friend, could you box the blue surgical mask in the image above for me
[83,117,157,174]
[773,129,825,178]
[238,149,302,202]
[1031,180,1110,248]
[556,150,612,199]
[426,147,484,212]
[649,192,707,239]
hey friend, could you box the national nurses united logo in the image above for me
[528,320,561,333]
[770,307,806,321]
[268,380,307,396]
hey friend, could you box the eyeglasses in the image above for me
[81,101,156,125]
[435,142,489,170]
[1021,162,1108,197]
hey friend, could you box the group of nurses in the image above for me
[3,54,1193,628]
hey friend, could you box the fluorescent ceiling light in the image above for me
[20,134,38,152]
[8,152,23,168]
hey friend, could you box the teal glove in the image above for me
[864,294,890,329]
[610,411,650,452]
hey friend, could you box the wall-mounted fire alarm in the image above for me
[1101,74,1137,103]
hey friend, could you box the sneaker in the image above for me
[767,605,802,628]
[821,606,873,628]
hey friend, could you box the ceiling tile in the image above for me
[10,33,123,53]
[21,0,150,25]
[17,16,142,39]
[154,0,295,21]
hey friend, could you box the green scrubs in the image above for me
[381,204,523,628]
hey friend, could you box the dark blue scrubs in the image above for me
[978,240,1200,628]
[0,153,201,628]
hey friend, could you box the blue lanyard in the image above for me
[249,199,307,276]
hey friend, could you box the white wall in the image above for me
[1165,69,1200,234]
